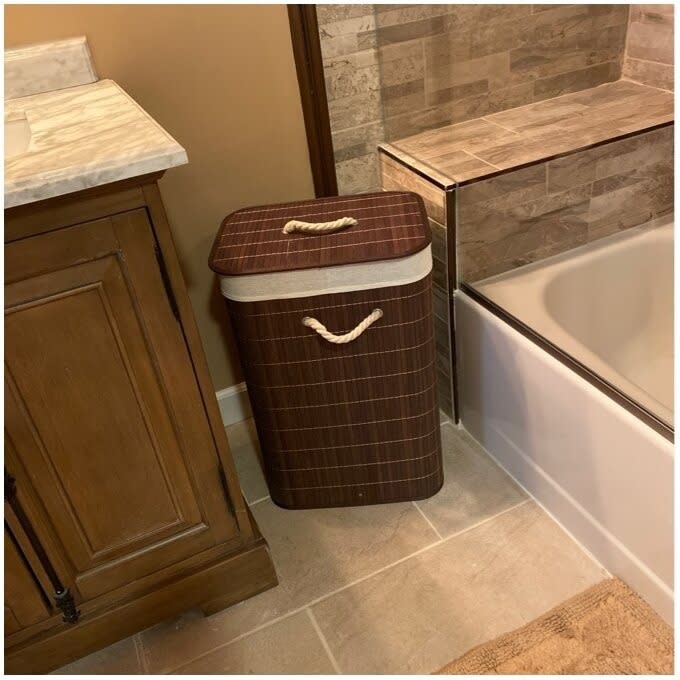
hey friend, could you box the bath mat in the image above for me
[436,578,673,675]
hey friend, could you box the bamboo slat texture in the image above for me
[209,191,430,275]
[210,192,442,508]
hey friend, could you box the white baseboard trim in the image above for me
[455,291,674,624]
[465,420,674,624]
[215,382,252,427]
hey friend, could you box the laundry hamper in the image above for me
[209,191,443,509]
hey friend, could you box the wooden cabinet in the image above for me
[4,175,277,673]
[4,530,50,635]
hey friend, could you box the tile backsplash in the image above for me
[622,4,674,91]
[318,4,630,194]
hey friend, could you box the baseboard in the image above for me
[216,382,252,426]
[456,291,673,624]
[463,418,674,625]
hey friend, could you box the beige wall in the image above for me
[5,4,315,390]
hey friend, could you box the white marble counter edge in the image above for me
[5,80,188,208]
[5,146,188,208]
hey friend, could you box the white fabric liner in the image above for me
[219,245,433,302]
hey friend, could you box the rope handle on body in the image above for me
[302,308,383,344]
[282,216,357,234]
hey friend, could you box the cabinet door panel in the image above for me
[4,529,51,634]
[4,211,237,601]
[6,258,202,559]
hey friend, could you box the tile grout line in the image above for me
[459,147,503,171]
[620,75,673,95]
[167,610,308,674]
[248,495,270,507]
[166,536,443,672]
[480,116,521,136]
[411,500,443,540]
[623,55,672,68]
[443,497,532,541]
[622,5,633,67]
[305,608,343,674]
[330,114,392,137]
[461,427,614,576]
[165,498,534,673]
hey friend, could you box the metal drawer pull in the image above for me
[283,216,357,234]
[302,308,383,344]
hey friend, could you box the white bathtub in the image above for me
[475,218,673,427]
[456,219,674,623]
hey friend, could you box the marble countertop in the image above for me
[5,78,188,208]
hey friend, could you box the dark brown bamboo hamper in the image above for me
[209,191,443,509]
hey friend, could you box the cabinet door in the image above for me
[4,210,238,602]
[4,529,51,635]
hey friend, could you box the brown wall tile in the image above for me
[380,153,447,223]
[623,4,674,90]
[594,126,672,178]
[531,4,573,13]
[627,21,673,63]
[461,164,547,205]
[458,126,673,282]
[432,255,447,290]
[429,218,448,264]
[622,57,673,91]
[376,4,453,28]
[434,313,453,417]
[328,89,383,130]
[432,283,449,322]
[427,78,487,108]
[533,61,619,100]
[336,153,380,194]
[371,15,448,47]
[317,5,374,26]
[318,13,378,59]
[378,40,425,86]
[530,4,627,42]
[382,79,426,117]
[332,120,385,162]
[547,153,596,194]
[510,26,625,81]
[321,4,634,195]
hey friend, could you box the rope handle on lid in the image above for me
[282,216,357,234]
[302,308,383,344]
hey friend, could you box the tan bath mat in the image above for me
[436,578,673,675]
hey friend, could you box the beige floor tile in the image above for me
[140,497,438,672]
[311,501,607,674]
[171,611,336,675]
[52,635,141,674]
[416,423,526,537]
[226,419,269,504]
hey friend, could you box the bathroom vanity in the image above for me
[4,39,276,673]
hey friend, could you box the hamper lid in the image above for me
[208,191,430,276]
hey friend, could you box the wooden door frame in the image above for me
[287,4,338,197]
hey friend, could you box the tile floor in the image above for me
[54,414,607,675]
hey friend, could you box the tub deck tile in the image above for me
[380,80,673,185]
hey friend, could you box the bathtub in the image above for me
[456,218,674,623]
[475,218,673,428]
